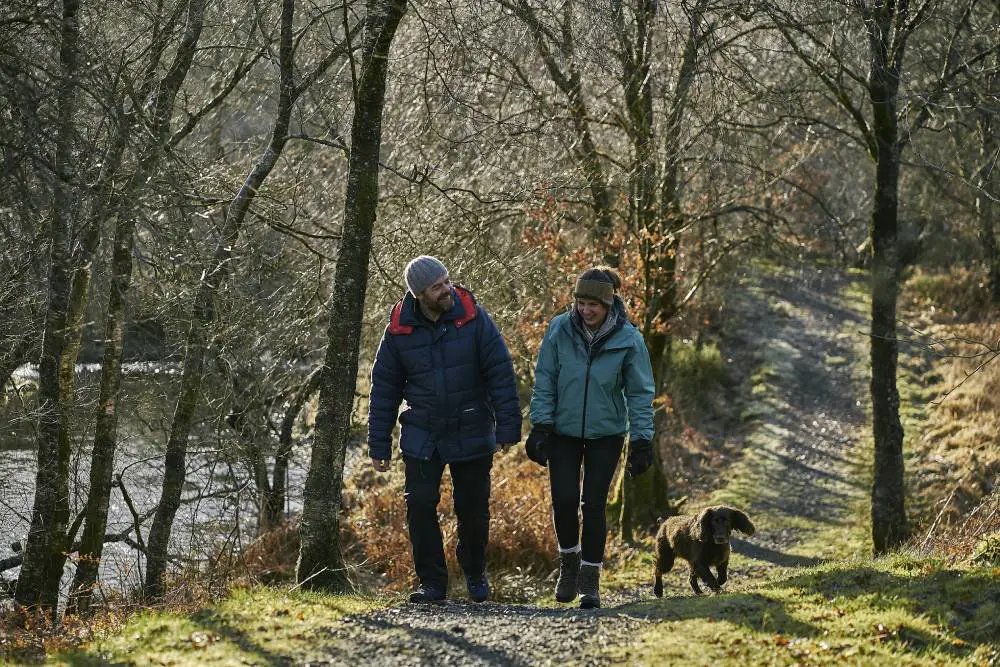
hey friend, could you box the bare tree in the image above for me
[766,0,997,553]
[68,0,213,613]
[297,0,408,593]
[142,0,295,598]
[142,0,361,598]
[15,0,82,612]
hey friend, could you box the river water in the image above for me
[0,364,314,603]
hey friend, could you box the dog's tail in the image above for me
[653,537,675,598]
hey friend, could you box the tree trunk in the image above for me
[866,14,908,555]
[262,368,321,532]
[14,0,80,613]
[143,0,284,599]
[296,0,407,592]
[68,213,136,613]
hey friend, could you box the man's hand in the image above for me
[371,458,391,472]
[498,442,517,453]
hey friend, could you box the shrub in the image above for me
[902,267,995,324]
[970,531,1000,567]
[340,450,558,600]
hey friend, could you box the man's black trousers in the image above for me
[403,451,493,591]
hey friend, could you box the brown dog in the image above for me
[653,505,755,596]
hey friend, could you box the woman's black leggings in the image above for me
[547,433,625,564]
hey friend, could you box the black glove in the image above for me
[627,438,654,477]
[525,424,553,467]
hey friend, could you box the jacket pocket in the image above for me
[399,422,435,460]
[399,407,430,430]
[459,403,494,437]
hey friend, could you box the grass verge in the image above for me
[613,554,999,666]
[47,587,384,666]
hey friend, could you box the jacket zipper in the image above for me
[581,354,593,438]
[574,313,619,439]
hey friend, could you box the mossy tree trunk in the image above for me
[68,213,136,613]
[612,0,707,542]
[144,0,290,598]
[15,0,80,613]
[864,5,908,554]
[296,0,407,592]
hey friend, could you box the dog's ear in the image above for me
[693,508,713,542]
[726,507,755,536]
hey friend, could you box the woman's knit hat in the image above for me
[404,255,449,295]
[573,267,621,307]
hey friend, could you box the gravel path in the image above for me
[313,600,651,666]
[314,261,868,666]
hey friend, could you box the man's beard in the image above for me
[425,292,453,315]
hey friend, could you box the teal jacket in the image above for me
[530,298,655,441]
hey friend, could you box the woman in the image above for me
[526,266,655,609]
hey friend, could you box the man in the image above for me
[368,255,521,603]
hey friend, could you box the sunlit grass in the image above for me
[612,554,1000,666]
[52,587,383,666]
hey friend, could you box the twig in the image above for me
[0,496,31,525]
[920,470,969,550]
[116,474,147,553]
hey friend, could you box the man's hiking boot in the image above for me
[466,573,490,603]
[578,563,601,609]
[555,550,581,602]
[408,584,446,604]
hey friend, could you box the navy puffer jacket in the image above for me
[367,286,522,463]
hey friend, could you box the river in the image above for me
[0,363,315,604]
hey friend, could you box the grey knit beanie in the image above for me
[404,255,449,295]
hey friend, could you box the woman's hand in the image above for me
[525,424,553,467]
[627,438,653,477]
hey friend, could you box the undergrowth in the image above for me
[898,266,1000,548]
[340,450,559,602]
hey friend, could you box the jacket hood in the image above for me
[389,285,477,335]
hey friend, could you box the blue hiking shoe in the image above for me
[408,584,446,604]
[466,573,489,603]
